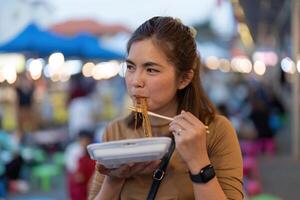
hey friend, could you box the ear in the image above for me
[178,69,194,90]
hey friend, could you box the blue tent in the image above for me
[0,24,124,60]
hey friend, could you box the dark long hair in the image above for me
[126,16,216,128]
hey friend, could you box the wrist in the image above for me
[97,176,125,200]
[187,155,211,174]
[105,176,125,185]
[189,164,216,184]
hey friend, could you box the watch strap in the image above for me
[189,164,215,183]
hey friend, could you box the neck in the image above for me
[150,118,171,127]
[150,98,178,126]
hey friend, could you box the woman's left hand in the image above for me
[169,110,210,173]
[95,160,161,178]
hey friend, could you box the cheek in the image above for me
[148,79,178,103]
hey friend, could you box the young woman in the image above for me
[88,16,243,200]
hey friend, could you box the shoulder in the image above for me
[106,116,127,131]
[211,114,233,128]
[102,115,132,141]
[207,114,240,152]
[209,115,236,136]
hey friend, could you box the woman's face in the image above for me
[125,39,182,114]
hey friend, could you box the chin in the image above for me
[148,104,162,112]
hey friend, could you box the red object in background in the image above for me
[67,154,95,200]
[246,179,262,196]
[240,140,260,157]
[49,19,132,36]
[243,156,259,178]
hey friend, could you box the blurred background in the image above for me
[0,0,300,199]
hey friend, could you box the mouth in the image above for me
[132,95,147,103]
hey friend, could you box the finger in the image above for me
[129,162,149,175]
[169,123,183,134]
[170,119,192,137]
[180,110,205,126]
[177,111,209,134]
[173,133,183,148]
[140,160,161,174]
[172,112,194,127]
[172,129,187,140]
[109,165,131,178]
[181,111,209,133]
[95,163,110,175]
[118,165,131,174]
[174,119,192,133]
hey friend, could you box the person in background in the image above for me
[249,97,276,155]
[67,75,96,140]
[0,120,8,199]
[0,123,27,195]
[88,16,243,200]
[14,72,36,143]
[65,129,95,200]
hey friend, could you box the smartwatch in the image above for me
[189,164,215,183]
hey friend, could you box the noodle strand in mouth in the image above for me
[135,98,152,137]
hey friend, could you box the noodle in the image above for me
[135,98,152,137]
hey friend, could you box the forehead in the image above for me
[127,39,170,64]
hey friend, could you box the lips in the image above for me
[129,94,147,104]
[133,95,146,101]
[130,89,146,98]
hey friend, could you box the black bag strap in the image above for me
[146,137,175,200]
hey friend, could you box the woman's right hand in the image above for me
[96,160,161,179]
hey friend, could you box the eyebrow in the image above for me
[126,59,164,68]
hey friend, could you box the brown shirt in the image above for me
[88,115,243,200]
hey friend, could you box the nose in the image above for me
[132,70,145,88]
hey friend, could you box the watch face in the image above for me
[201,165,215,183]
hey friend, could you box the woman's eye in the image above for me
[126,64,135,71]
[146,68,159,73]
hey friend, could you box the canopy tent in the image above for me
[0,23,124,60]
